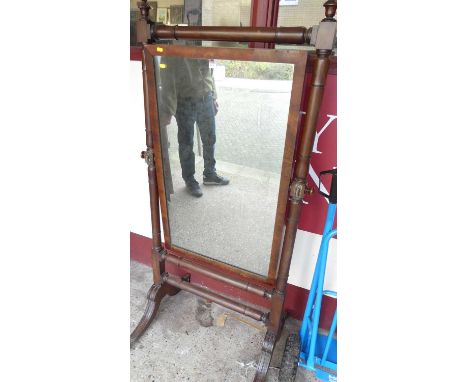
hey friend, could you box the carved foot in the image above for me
[130,273,188,348]
[130,283,169,348]
[254,331,277,382]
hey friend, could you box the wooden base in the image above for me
[131,280,284,381]
[130,282,180,348]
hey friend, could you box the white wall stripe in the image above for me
[289,229,337,291]
[129,62,153,239]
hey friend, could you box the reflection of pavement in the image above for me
[165,151,280,277]
[166,78,292,174]
[162,79,291,276]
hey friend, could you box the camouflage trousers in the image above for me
[175,93,217,182]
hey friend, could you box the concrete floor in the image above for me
[131,261,319,382]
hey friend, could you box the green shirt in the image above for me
[158,56,217,117]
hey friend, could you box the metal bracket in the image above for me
[181,273,191,283]
[272,288,285,298]
[140,148,155,169]
[289,178,313,204]
[263,290,273,300]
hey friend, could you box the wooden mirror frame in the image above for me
[144,44,308,285]
[131,2,337,381]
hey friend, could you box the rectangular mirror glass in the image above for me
[150,48,303,278]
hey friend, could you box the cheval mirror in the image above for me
[131,1,337,381]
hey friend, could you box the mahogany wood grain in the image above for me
[143,43,308,286]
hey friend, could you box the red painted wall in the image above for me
[301,72,337,234]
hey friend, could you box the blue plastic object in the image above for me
[298,169,337,381]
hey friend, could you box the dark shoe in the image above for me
[185,179,203,197]
[203,173,230,185]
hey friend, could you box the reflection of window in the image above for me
[278,0,324,28]
[169,5,184,24]
[277,0,324,50]
[280,0,299,5]
[130,9,139,46]
[130,0,253,48]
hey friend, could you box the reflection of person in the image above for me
[159,55,229,197]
